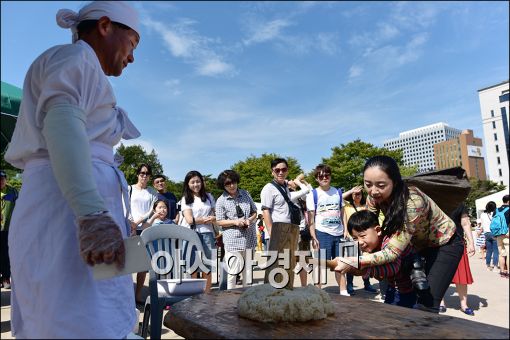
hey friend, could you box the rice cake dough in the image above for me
[237,284,335,322]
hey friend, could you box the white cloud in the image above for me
[197,59,233,76]
[115,138,157,154]
[243,19,292,46]
[316,32,340,55]
[348,65,363,79]
[141,17,235,77]
[390,2,439,30]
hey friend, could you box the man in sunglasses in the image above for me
[260,158,300,288]
[153,174,179,224]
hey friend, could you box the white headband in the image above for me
[56,1,139,43]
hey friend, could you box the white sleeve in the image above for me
[36,47,100,127]
[260,185,273,209]
[290,184,312,202]
[305,191,315,211]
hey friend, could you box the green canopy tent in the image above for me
[1,81,22,153]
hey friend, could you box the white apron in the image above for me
[8,143,136,338]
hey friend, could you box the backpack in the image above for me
[490,207,509,237]
[312,187,343,214]
[270,181,302,225]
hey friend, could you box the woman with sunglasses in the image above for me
[129,163,158,304]
[215,170,258,289]
[181,170,216,292]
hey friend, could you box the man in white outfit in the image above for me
[5,1,141,338]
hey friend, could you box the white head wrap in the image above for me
[56,1,139,43]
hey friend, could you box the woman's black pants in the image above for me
[419,229,464,311]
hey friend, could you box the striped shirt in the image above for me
[215,189,257,252]
[364,236,415,294]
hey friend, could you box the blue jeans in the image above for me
[485,232,499,267]
[315,230,341,260]
[184,232,216,271]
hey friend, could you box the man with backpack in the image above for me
[491,194,510,278]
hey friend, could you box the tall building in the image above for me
[383,122,462,172]
[434,129,486,180]
[478,80,509,187]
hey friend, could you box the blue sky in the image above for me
[1,1,509,182]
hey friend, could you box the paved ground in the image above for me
[1,251,508,338]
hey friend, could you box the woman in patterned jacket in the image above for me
[332,155,464,313]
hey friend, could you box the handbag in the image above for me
[300,228,312,242]
[215,233,224,248]
[270,181,302,225]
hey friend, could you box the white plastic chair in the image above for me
[138,224,210,339]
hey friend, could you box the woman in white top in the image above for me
[481,201,499,270]
[129,163,158,303]
[180,170,216,292]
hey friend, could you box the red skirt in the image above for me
[451,247,474,285]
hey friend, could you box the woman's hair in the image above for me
[136,163,152,176]
[485,201,497,214]
[183,170,208,205]
[347,210,380,235]
[153,199,169,213]
[314,164,331,177]
[345,190,366,208]
[363,155,409,237]
[216,170,240,190]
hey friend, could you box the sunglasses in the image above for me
[236,204,244,218]
[224,181,237,187]
[318,174,330,180]
[139,171,151,176]
[273,167,288,174]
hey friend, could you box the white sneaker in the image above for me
[340,290,351,297]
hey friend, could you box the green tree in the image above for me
[232,153,303,202]
[166,180,183,201]
[1,151,23,191]
[315,139,416,190]
[465,178,506,216]
[116,144,164,185]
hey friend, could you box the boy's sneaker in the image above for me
[364,285,377,293]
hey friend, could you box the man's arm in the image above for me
[262,208,272,236]
[308,210,319,249]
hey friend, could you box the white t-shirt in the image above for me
[306,187,343,237]
[260,182,292,223]
[180,193,216,234]
[480,212,493,233]
[129,185,158,230]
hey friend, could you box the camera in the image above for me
[410,255,429,291]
